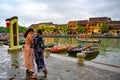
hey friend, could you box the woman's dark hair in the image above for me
[37,29,42,35]
[24,28,34,38]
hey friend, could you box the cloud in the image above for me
[0,0,120,27]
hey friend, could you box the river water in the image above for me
[44,37,120,67]
[0,37,120,79]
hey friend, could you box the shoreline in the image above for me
[43,35,120,38]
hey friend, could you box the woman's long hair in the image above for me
[24,28,34,38]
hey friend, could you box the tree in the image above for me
[18,25,28,33]
[34,26,39,31]
[53,28,57,32]
[100,24,108,33]
[43,26,55,33]
[0,27,9,33]
[77,26,85,33]
[0,26,28,33]
[41,27,45,32]
[0,27,5,33]
[60,26,68,34]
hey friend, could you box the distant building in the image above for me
[28,16,120,35]
[77,20,88,26]
[85,17,112,34]
[89,17,112,23]
[29,24,38,29]
[108,21,120,35]
[67,20,88,34]
[38,22,55,28]
[54,24,67,34]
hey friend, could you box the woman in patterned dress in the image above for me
[31,29,47,79]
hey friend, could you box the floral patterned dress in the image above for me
[33,35,46,72]
[24,33,34,72]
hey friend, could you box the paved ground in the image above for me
[0,45,120,80]
[46,55,120,80]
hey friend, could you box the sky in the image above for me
[0,0,120,27]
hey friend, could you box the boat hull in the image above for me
[50,45,71,53]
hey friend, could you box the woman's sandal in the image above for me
[26,70,34,76]
[43,69,48,78]
[29,71,34,76]
[31,74,38,79]
[26,70,29,74]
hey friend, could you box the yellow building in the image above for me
[85,22,102,34]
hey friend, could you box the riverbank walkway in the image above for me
[45,54,120,80]
[0,45,120,80]
[22,54,120,80]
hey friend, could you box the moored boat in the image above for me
[67,44,86,56]
[50,45,71,53]
[67,43,99,56]
[3,39,25,45]
[85,51,99,60]
[76,37,101,43]
[45,43,55,48]
[85,44,99,55]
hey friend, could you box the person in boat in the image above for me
[31,29,47,79]
[23,28,35,75]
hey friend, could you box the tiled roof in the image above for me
[109,21,120,24]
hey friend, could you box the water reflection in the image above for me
[44,37,120,67]
[44,37,80,46]
[0,46,25,79]
[0,46,10,79]
[8,50,20,69]
[7,50,25,80]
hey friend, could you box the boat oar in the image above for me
[82,44,93,51]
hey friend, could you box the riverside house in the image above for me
[67,20,88,34]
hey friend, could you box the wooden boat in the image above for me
[85,50,99,55]
[44,43,55,48]
[67,44,99,56]
[0,35,9,41]
[19,40,25,45]
[50,45,71,53]
[0,39,8,41]
[85,44,99,55]
[3,39,25,45]
[85,51,99,60]
[3,40,9,45]
[67,44,86,56]
[76,37,101,43]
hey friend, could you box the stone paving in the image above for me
[46,56,120,80]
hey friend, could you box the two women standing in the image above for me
[23,28,47,79]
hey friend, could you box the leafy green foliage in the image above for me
[60,26,69,32]
[34,26,39,31]
[0,26,9,33]
[77,26,85,33]
[19,25,28,33]
[100,24,108,33]
[0,26,28,33]
[53,28,57,32]
[44,26,54,31]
